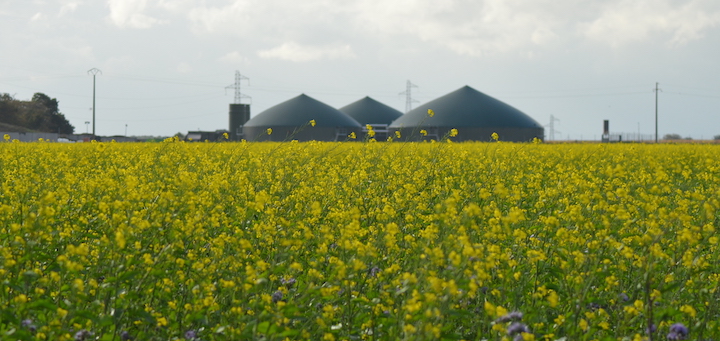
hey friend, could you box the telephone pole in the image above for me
[88,68,102,137]
[654,82,661,143]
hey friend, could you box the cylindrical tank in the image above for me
[229,104,251,141]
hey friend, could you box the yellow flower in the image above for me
[156,316,168,327]
[579,319,589,332]
[14,294,28,304]
[680,304,697,318]
[57,307,68,318]
[420,129,427,136]
[349,132,356,139]
[427,109,435,117]
[222,132,229,139]
[266,128,273,135]
[547,290,559,307]
[4,134,10,141]
[532,137,541,144]
[395,131,401,138]
[449,129,458,137]
[491,132,499,141]
[310,120,316,127]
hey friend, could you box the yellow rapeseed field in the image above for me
[0,137,718,341]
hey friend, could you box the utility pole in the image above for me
[654,82,661,143]
[399,80,419,113]
[88,68,102,137]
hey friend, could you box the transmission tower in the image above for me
[226,71,250,104]
[546,115,561,141]
[399,80,419,113]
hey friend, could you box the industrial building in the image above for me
[241,94,362,141]
[339,97,403,141]
[389,86,544,142]
[339,97,403,125]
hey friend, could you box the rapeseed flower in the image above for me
[0,142,718,339]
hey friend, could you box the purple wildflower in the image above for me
[74,329,94,341]
[667,323,688,340]
[619,293,630,302]
[280,277,296,287]
[507,322,531,336]
[495,311,524,323]
[184,329,197,340]
[120,331,133,341]
[21,319,37,333]
[272,290,284,303]
[646,323,657,334]
[369,266,381,277]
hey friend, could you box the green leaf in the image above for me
[117,270,140,282]
[27,299,57,312]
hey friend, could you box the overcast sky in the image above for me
[1,0,719,140]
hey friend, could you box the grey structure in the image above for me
[389,86,544,142]
[339,97,403,125]
[229,104,251,141]
[242,94,362,141]
[339,97,402,140]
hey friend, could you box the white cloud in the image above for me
[349,0,570,56]
[30,12,45,22]
[219,51,248,64]
[257,42,356,62]
[58,1,80,17]
[107,0,166,29]
[113,0,720,54]
[581,0,720,47]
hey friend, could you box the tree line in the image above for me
[0,93,74,134]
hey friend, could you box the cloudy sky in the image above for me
[1,0,719,139]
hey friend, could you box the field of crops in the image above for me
[1,138,719,341]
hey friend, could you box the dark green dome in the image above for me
[339,97,403,125]
[389,86,542,129]
[245,94,361,128]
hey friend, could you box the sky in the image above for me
[1,0,719,140]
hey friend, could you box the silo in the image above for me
[243,94,362,141]
[389,85,544,142]
[229,104,250,141]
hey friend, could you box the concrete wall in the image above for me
[0,132,138,142]
[388,127,545,142]
[242,126,362,142]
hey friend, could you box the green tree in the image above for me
[0,93,21,126]
[29,93,75,134]
[0,92,74,133]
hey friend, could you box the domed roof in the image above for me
[339,97,403,125]
[389,86,541,128]
[245,94,361,128]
